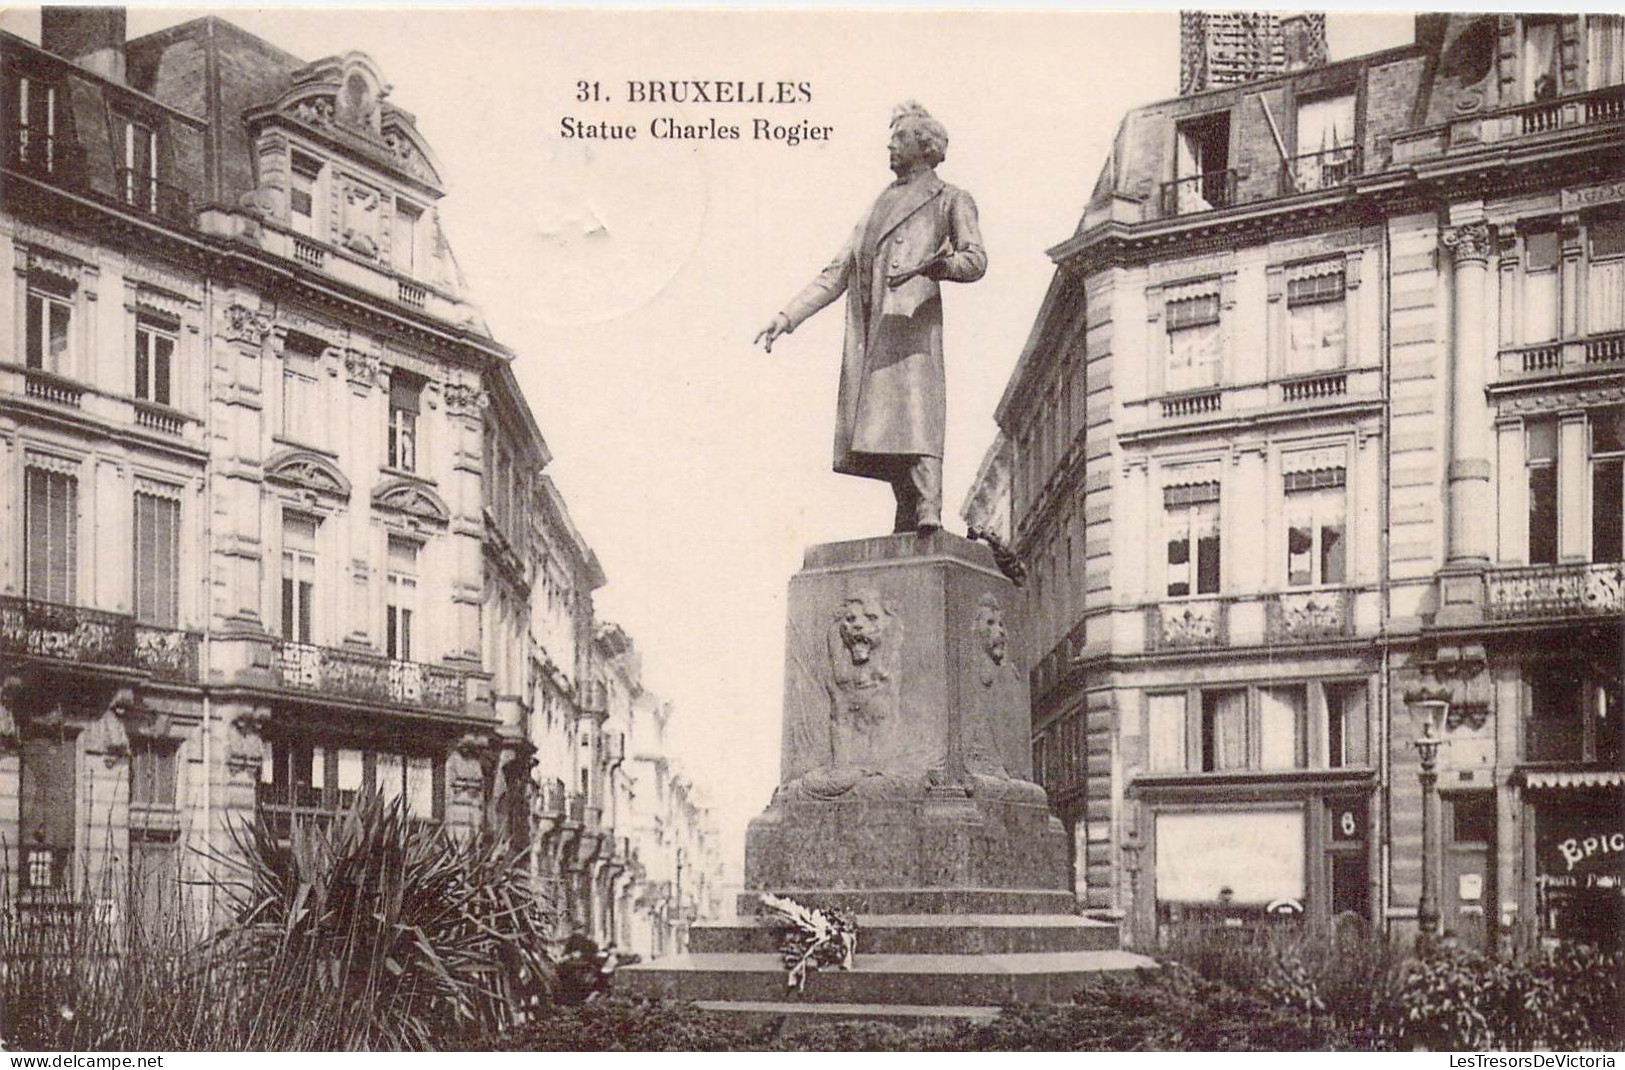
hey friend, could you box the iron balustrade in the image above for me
[1281,145,1361,194]
[1486,563,1625,622]
[1159,169,1238,216]
[0,595,200,681]
[270,639,472,712]
[5,130,86,182]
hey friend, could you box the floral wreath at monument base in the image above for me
[759,892,858,992]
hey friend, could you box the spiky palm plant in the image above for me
[200,791,555,1050]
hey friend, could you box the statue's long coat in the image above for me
[781,172,986,480]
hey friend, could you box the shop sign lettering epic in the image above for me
[1558,832,1625,872]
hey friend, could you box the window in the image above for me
[130,739,178,807]
[20,736,75,892]
[281,514,318,643]
[1284,465,1346,587]
[394,200,421,275]
[281,332,324,443]
[133,492,180,627]
[387,372,422,471]
[386,537,419,661]
[1522,229,1560,345]
[1259,686,1305,770]
[1286,267,1347,374]
[13,75,57,171]
[1173,113,1231,212]
[134,316,176,405]
[1324,683,1369,768]
[1291,93,1356,191]
[1528,664,1585,762]
[1525,18,1562,101]
[1146,693,1187,772]
[1200,690,1248,772]
[1164,482,1221,597]
[25,467,77,604]
[1526,419,1559,564]
[1165,293,1222,392]
[1589,15,1624,89]
[25,275,74,373]
[289,154,321,237]
[1589,215,1625,335]
[1591,407,1623,563]
[121,118,157,212]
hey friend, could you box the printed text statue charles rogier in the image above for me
[755,102,987,534]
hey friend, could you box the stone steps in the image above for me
[733,888,1079,916]
[691,913,1121,955]
[619,948,1154,1006]
[691,999,1003,1032]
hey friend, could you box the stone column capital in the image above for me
[1442,222,1494,265]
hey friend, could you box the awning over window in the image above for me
[1524,769,1625,790]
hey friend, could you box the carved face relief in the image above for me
[974,595,1007,666]
[837,590,889,666]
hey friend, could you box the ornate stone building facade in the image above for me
[990,13,1623,950]
[0,10,718,951]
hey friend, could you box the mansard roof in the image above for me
[244,49,447,197]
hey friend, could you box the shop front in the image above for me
[1526,773,1625,948]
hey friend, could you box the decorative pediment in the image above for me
[372,478,450,524]
[265,449,352,500]
[246,51,445,194]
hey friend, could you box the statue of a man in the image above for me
[755,102,987,534]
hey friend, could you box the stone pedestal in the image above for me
[623,533,1153,1025]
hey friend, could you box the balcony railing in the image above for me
[115,168,192,226]
[0,596,199,681]
[1159,169,1239,217]
[1145,599,1229,652]
[23,368,85,408]
[398,280,428,309]
[1499,332,1625,379]
[1486,563,1624,622]
[1393,84,1625,164]
[1161,390,1222,419]
[1281,146,1361,194]
[270,640,472,713]
[1279,371,1349,403]
[1264,589,1354,644]
[132,399,186,436]
[292,236,326,268]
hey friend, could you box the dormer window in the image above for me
[394,199,421,275]
[1524,18,1562,102]
[11,75,57,173]
[1172,113,1232,213]
[120,118,157,213]
[290,153,321,237]
[1589,15,1623,89]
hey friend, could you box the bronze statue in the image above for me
[756,102,987,534]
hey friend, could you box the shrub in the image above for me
[497,996,771,1051]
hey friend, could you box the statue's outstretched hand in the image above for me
[755,313,791,353]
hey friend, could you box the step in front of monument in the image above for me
[690,1000,1004,1032]
[618,948,1155,1007]
[690,912,1121,955]
[733,887,1079,916]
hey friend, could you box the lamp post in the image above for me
[1407,691,1451,945]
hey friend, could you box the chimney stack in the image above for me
[1281,13,1329,73]
[1179,11,1326,95]
[41,7,127,84]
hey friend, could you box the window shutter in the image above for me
[26,468,77,604]
[390,373,422,414]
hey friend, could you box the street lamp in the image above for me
[1406,689,1452,944]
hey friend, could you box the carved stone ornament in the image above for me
[372,478,450,524]
[226,709,271,777]
[266,449,353,500]
[1442,222,1494,264]
[1153,601,1225,649]
[1497,386,1625,417]
[223,303,273,345]
[442,382,489,416]
[344,349,382,386]
[383,128,434,183]
[290,95,335,127]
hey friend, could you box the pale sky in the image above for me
[3,6,1414,879]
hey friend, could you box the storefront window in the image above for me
[1534,791,1625,946]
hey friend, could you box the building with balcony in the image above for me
[0,10,715,949]
[987,12,1623,951]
